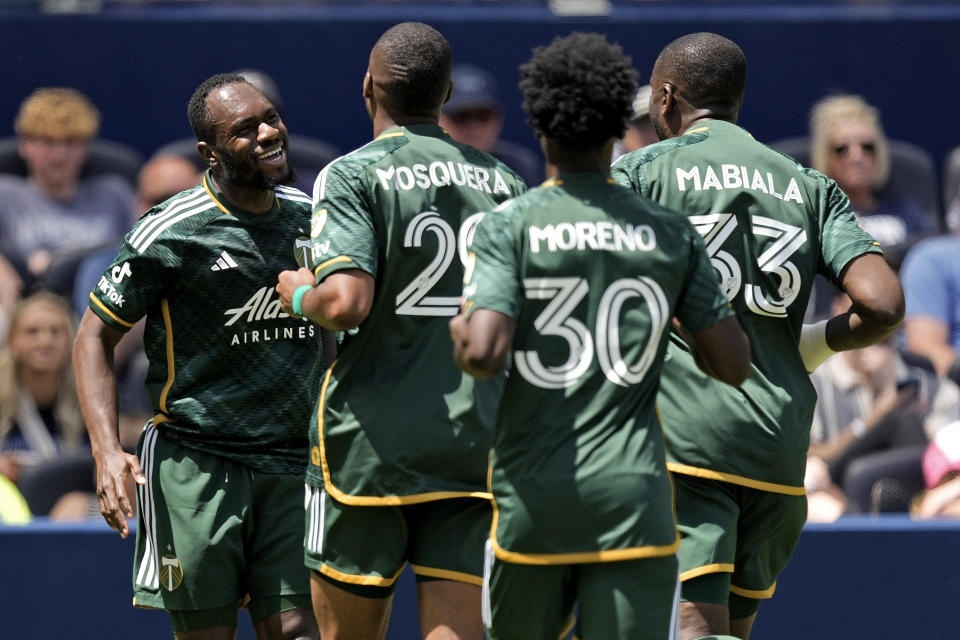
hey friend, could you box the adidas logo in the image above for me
[211,251,239,271]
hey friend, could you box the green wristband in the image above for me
[291,285,312,317]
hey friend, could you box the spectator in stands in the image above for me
[810,94,936,267]
[612,84,658,161]
[440,63,543,186]
[899,228,960,378]
[0,292,83,485]
[0,255,21,341]
[0,88,135,297]
[912,421,960,518]
[806,293,959,516]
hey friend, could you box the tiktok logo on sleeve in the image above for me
[111,261,133,283]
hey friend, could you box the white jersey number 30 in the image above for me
[514,276,669,389]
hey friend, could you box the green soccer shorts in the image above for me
[672,473,807,617]
[133,423,311,631]
[304,485,491,596]
[483,539,680,640]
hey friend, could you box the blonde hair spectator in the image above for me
[0,292,83,482]
[14,87,100,141]
[810,94,890,189]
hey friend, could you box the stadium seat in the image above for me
[0,136,143,186]
[17,454,95,517]
[769,135,943,232]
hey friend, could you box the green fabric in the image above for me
[133,424,312,613]
[87,173,320,473]
[465,173,731,558]
[612,119,882,489]
[304,488,490,593]
[673,474,806,602]
[487,554,679,640]
[305,124,526,497]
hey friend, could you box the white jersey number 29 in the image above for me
[395,211,485,316]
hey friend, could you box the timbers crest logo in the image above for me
[160,544,184,592]
[295,228,312,269]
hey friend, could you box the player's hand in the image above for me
[276,267,316,315]
[449,311,467,345]
[93,448,146,539]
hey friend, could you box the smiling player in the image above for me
[73,73,323,640]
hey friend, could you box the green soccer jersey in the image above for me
[87,172,321,474]
[612,119,882,491]
[464,173,733,562]
[306,124,527,503]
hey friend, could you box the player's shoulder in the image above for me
[313,135,402,190]
[127,184,219,253]
[500,181,565,216]
[274,184,312,213]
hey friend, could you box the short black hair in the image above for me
[187,73,251,143]
[519,32,637,151]
[656,32,746,112]
[373,22,452,116]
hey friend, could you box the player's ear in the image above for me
[362,70,374,100]
[443,80,453,106]
[660,82,677,115]
[197,141,218,169]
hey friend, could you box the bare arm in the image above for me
[904,315,955,377]
[73,308,145,538]
[450,308,516,380]
[829,253,905,351]
[681,315,752,387]
[276,267,375,331]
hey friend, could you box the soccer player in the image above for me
[274,22,526,640]
[73,73,322,640]
[612,33,904,639]
[449,32,752,640]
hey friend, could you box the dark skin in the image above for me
[74,82,317,640]
[450,135,752,386]
[276,41,481,640]
[648,51,904,640]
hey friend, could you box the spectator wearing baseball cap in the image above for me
[440,63,543,186]
[613,84,659,161]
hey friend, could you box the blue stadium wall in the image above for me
[0,2,958,198]
[2,516,959,638]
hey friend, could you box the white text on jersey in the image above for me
[223,286,290,326]
[529,222,657,254]
[375,162,511,195]
[676,164,804,204]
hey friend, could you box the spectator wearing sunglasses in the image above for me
[809,94,936,267]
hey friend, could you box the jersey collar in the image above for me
[202,170,281,224]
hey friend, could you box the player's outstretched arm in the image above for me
[450,308,516,380]
[73,309,145,539]
[799,253,905,372]
[684,315,752,387]
[276,267,374,331]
